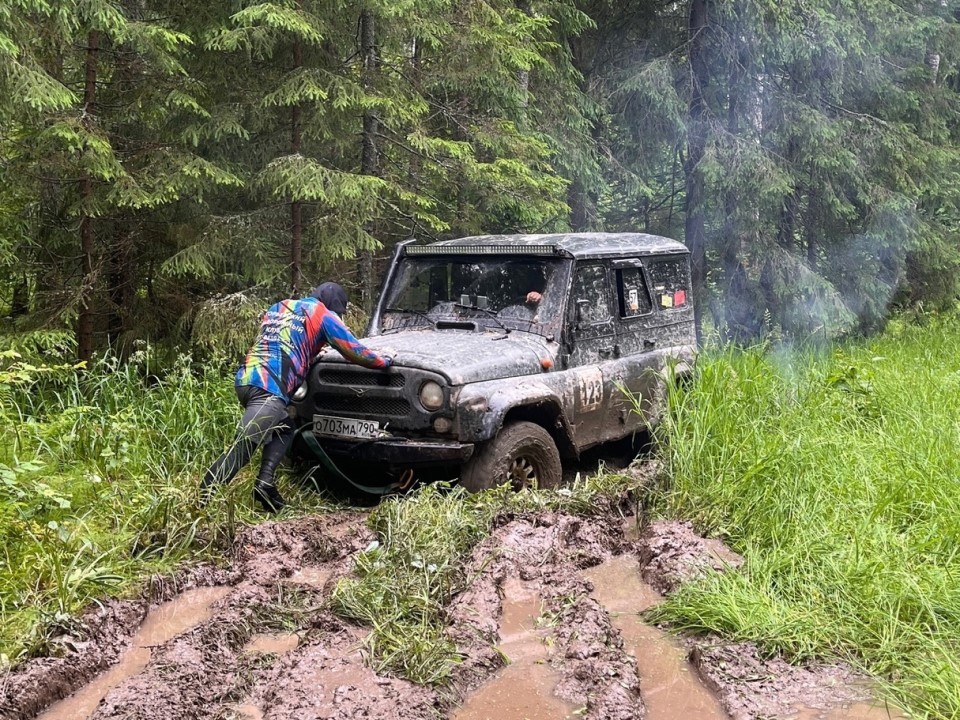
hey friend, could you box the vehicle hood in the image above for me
[319,329,557,385]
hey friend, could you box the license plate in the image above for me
[313,414,381,439]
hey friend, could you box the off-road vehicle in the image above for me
[291,232,696,493]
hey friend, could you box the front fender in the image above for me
[455,377,574,445]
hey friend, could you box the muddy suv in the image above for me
[291,233,695,492]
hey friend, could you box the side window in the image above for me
[645,256,689,310]
[616,267,653,318]
[572,264,613,326]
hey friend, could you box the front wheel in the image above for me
[460,421,562,493]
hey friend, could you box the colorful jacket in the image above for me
[236,297,390,402]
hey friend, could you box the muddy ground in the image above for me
[2,505,897,720]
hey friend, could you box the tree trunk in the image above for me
[568,178,589,231]
[721,43,750,342]
[777,137,800,251]
[290,27,303,297]
[684,0,709,346]
[11,274,29,318]
[107,222,134,352]
[805,165,818,270]
[77,29,100,363]
[516,0,532,115]
[406,36,422,229]
[359,8,378,313]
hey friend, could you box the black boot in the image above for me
[253,480,285,513]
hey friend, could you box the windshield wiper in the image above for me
[454,303,511,335]
[383,307,436,330]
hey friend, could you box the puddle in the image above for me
[623,515,642,542]
[454,577,575,720]
[789,701,906,720]
[496,578,544,662]
[455,662,575,720]
[243,632,299,655]
[231,704,265,720]
[585,555,726,720]
[37,586,230,720]
[286,566,331,589]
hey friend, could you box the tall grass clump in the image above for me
[0,349,330,663]
[652,315,960,718]
[331,471,644,685]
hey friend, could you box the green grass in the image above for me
[0,351,333,664]
[330,472,639,685]
[13,314,960,715]
[650,314,960,718]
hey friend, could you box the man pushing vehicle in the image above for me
[200,282,392,512]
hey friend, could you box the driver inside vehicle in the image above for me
[497,267,546,320]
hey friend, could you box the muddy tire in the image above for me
[460,421,562,493]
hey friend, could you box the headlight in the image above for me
[419,381,444,410]
[292,383,308,402]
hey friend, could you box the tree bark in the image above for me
[516,0,532,115]
[721,40,752,343]
[777,137,800,251]
[684,0,709,346]
[107,221,134,352]
[78,29,100,363]
[805,165,818,270]
[11,275,29,318]
[359,8,378,313]
[290,25,303,297]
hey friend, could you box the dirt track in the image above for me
[2,507,898,720]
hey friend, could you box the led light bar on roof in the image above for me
[404,244,561,256]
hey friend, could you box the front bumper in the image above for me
[300,431,475,466]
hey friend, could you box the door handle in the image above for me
[598,347,613,358]
[644,338,656,350]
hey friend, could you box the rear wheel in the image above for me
[460,421,562,493]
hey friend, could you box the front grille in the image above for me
[314,395,411,417]
[318,368,405,388]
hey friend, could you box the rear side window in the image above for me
[572,264,613,325]
[646,256,689,310]
[616,267,653,318]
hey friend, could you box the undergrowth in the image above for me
[0,349,333,664]
[650,314,960,719]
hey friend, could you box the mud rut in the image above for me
[3,510,901,720]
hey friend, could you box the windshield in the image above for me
[378,256,568,335]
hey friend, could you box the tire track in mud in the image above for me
[5,507,904,720]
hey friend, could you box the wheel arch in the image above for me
[503,401,577,460]
[457,378,578,459]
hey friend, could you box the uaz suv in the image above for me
[291,233,696,492]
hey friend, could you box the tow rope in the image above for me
[296,428,400,496]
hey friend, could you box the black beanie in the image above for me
[309,282,348,316]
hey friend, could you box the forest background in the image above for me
[2,0,959,361]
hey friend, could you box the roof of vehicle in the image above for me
[425,232,689,259]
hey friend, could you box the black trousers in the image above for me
[203,385,295,489]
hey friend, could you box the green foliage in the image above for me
[0,353,332,662]
[22,0,949,350]
[191,293,263,360]
[584,0,960,338]
[652,315,960,717]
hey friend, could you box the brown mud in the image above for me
[3,507,901,720]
